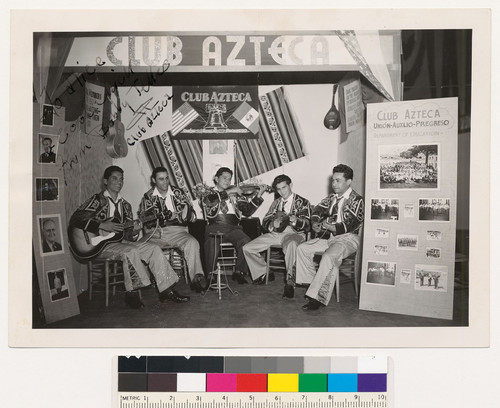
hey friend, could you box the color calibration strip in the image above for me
[118,356,387,393]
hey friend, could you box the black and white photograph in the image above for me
[47,268,70,302]
[41,104,54,127]
[35,178,59,202]
[418,198,451,221]
[374,244,388,255]
[427,230,442,241]
[396,234,418,251]
[38,133,58,164]
[375,227,390,238]
[426,247,441,259]
[415,264,448,292]
[37,215,64,256]
[379,143,439,190]
[209,140,228,155]
[404,203,415,218]
[400,268,411,284]
[366,261,396,286]
[370,198,400,221]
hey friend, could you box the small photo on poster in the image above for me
[37,214,64,256]
[418,198,450,222]
[403,203,415,218]
[374,245,388,256]
[46,268,70,302]
[35,178,59,202]
[38,133,59,164]
[209,140,228,154]
[415,264,448,292]
[42,104,55,127]
[378,143,439,190]
[366,261,396,287]
[375,228,390,239]
[400,268,411,284]
[426,230,442,241]
[396,234,418,251]
[426,247,441,259]
[371,198,400,221]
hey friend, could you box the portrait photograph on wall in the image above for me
[8,8,490,348]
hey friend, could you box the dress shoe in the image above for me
[232,271,248,284]
[253,274,267,285]
[124,290,144,309]
[159,289,191,303]
[190,274,208,293]
[282,284,294,299]
[301,298,324,311]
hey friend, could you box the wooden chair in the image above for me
[161,245,189,284]
[265,244,286,283]
[87,257,126,307]
[204,232,238,299]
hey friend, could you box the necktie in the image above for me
[281,200,288,212]
[109,198,121,221]
[328,195,340,220]
[220,199,229,214]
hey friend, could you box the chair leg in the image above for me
[336,268,340,302]
[265,247,271,284]
[104,260,110,307]
[88,261,93,301]
[112,261,117,297]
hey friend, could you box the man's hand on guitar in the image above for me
[312,221,322,233]
[321,220,336,234]
[132,219,143,232]
[99,220,124,234]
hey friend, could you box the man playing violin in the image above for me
[201,167,266,284]
[243,174,311,289]
[139,167,207,293]
[69,165,190,308]
[295,164,364,311]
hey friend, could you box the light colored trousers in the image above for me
[295,233,360,305]
[102,240,179,293]
[147,225,203,280]
[243,226,305,281]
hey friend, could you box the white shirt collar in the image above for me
[337,188,352,200]
[104,190,123,203]
[152,186,172,198]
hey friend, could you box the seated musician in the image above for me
[295,164,364,311]
[68,165,190,308]
[201,167,265,284]
[243,174,311,290]
[138,167,207,293]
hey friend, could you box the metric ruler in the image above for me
[117,392,389,408]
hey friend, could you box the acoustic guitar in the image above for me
[68,209,172,262]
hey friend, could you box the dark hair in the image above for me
[332,164,354,180]
[152,166,169,180]
[42,137,52,143]
[272,174,292,190]
[103,165,124,180]
[213,167,233,184]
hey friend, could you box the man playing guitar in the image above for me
[68,165,190,308]
[139,167,207,293]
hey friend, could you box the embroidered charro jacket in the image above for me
[311,189,364,235]
[202,188,264,220]
[69,191,135,240]
[139,186,196,228]
[262,193,311,233]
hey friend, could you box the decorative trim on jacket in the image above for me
[201,188,263,220]
[311,189,364,235]
[262,193,311,233]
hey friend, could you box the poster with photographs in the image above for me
[396,234,418,251]
[400,269,412,284]
[37,214,64,256]
[415,265,448,292]
[46,268,70,302]
[38,133,59,164]
[371,198,399,220]
[378,143,439,190]
[366,261,396,286]
[360,97,458,320]
[419,198,451,221]
[35,178,59,202]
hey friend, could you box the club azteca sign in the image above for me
[171,86,259,140]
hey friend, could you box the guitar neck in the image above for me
[122,213,167,230]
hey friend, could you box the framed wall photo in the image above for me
[46,268,70,302]
[366,261,396,287]
[37,214,64,256]
[370,198,400,221]
[35,178,59,202]
[418,198,451,222]
[38,133,59,164]
[41,104,55,127]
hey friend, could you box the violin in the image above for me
[232,184,274,196]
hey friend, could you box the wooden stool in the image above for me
[265,244,286,283]
[87,257,124,307]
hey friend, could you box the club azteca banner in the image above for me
[171,86,259,140]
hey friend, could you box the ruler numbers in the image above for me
[119,394,387,408]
